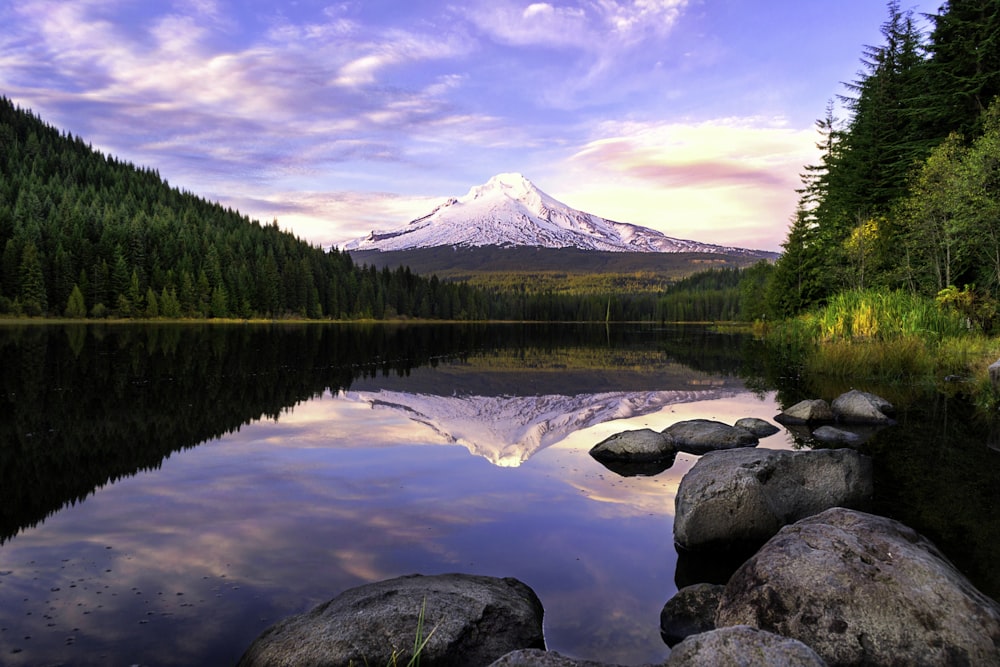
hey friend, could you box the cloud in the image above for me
[549,117,820,251]
[465,0,687,49]
[221,190,444,249]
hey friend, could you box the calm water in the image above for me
[0,323,996,666]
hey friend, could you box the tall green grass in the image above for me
[765,289,1000,395]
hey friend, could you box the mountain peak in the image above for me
[344,174,762,255]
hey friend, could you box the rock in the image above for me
[773,399,834,425]
[734,417,780,438]
[661,419,758,455]
[666,625,825,667]
[831,389,895,424]
[810,425,864,446]
[990,358,1000,392]
[488,649,625,666]
[660,583,724,646]
[589,428,676,463]
[238,573,545,667]
[592,457,676,478]
[716,508,1000,666]
[673,448,872,552]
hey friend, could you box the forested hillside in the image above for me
[0,96,490,320]
[766,0,1000,326]
[0,95,770,323]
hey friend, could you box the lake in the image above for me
[0,323,997,665]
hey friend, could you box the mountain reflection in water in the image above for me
[347,388,741,466]
[1,322,996,666]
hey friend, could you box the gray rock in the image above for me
[238,573,545,667]
[660,583,724,646]
[831,389,895,424]
[590,428,676,463]
[673,448,872,552]
[666,625,825,667]
[734,417,781,438]
[488,649,628,666]
[990,358,1000,391]
[773,399,834,425]
[662,419,758,455]
[810,425,864,446]
[716,508,1000,666]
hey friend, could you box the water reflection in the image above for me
[0,322,767,665]
[0,323,996,666]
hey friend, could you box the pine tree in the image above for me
[18,241,47,315]
[64,283,86,318]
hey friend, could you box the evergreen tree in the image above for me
[920,0,1000,141]
[18,241,47,315]
[65,283,86,318]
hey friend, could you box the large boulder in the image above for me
[238,574,545,667]
[590,428,676,463]
[831,389,895,424]
[774,399,834,425]
[666,626,825,667]
[660,583,724,646]
[661,419,758,455]
[673,448,872,552]
[716,508,1000,666]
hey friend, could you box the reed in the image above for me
[765,289,999,391]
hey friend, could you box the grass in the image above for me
[764,289,1000,408]
[348,600,439,667]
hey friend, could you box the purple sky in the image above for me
[1,1,937,252]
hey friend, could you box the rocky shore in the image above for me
[238,390,1000,666]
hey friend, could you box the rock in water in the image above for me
[716,508,1000,666]
[831,389,895,424]
[589,428,676,463]
[488,649,621,666]
[673,448,872,551]
[660,583,725,646]
[666,625,825,667]
[774,399,834,425]
[733,417,781,437]
[662,419,758,455]
[238,573,545,667]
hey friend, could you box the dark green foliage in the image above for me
[0,97,489,321]
[771,0,1000,319]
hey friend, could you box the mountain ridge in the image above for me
[344,173,772,256]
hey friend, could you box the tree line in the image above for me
[0,93,771,323]
[0,97,512,321]
[760,0,1000,329]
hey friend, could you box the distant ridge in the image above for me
[344,173,774,257]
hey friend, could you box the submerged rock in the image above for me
[238,573,545,667]
[811,425,865,446]
[666,625,825,667]
[831,389,895,424]
[660,583,724,647]
[589,428,676,463]
[774,399,834,425]
[716,508,1000,666]
[661,419,758,455]
[733,417,781,438]
[674,448,872,552]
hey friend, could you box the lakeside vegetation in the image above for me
[731,0,1000,409]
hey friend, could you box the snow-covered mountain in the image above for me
[344,173,759,254]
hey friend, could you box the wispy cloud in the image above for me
[548,117,820,251]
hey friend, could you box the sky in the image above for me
[0,1,940,253]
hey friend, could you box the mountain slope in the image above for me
[345,173,766,255]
